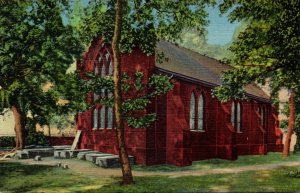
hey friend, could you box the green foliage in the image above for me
[214,0,300,102]
[48,113,75,135]
[134,72,144,91]
[73,0,216,55]
[0,136,15,147]
[86,71,173,128]
[126,113,157,128]
[0,89,9,109]
[148,74,174,97]
[0,1,84,128]
[25,130,48,146]
[25,118,48,145]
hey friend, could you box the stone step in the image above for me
[70,149,92,158]
[17,148,54,159]
[85,153,112,163]
[77,151,99,160]
[54,150,72,159]
[52,145,72,150]
[96,155,134,168]
[26,148,54,158]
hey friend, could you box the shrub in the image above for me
[0,136,16,147]
[25,130,48,146]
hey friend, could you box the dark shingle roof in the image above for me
[155,40,270,101]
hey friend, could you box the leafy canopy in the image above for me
[0,1,83,124]
[213,0,300,102]
[74,0,215,54]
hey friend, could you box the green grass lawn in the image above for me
[1,153,300,193]
[1,162,300,192]
[0,162,111,193]
[133,152,300,172]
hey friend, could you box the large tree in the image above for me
[213,0,300,157]
[280,88,300,153]
[73,0,215,185]
[0,1,83,149]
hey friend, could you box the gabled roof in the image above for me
[156,40,270,101]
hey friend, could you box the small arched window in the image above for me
[198,94,204,130]
[190,92,196,130]
[231,102,235,128]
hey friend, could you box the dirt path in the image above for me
[4,157,300,178]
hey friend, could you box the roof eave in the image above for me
[155,67,271,104]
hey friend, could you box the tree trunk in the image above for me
[112,0,134,185]
[11,105,25,150]
[283,89,295,157]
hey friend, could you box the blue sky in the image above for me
[205,6,239,45]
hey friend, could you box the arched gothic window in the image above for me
[100,106,106,128]
[260,106,264,127]
[93,108,98,129]
[92,47,115,129]
[237,102,241,132]
[108,60,113,75]
[190,93,196,130]
[231,102,242,132]
[189,92,206,131]
[92,63,99,129]
[198,94,204,130]
[231,102,235,128]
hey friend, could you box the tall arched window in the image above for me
[101,64,106,77]
[190,93,196,130]
[231,102,235,128]
[92,63,99,129]
[231,102,242,132]
[108,60,113,75]
[100,106,105,128]
[92,47,115,129]
[198,94,204,130]
[237,102,241,132]
[260,106,264,127]
[93,108,98,129]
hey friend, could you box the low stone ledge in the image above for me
[70,149,92,158]
[85,153,112,163]
[96,155,134,168]
[77,151,98,160]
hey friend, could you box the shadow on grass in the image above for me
[0,161,113,193]
[133,152,300,172]
[0,162,55,192]
[80,166,300,193]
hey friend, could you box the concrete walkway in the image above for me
[4,157,300,178]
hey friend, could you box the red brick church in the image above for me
[76,37,283,166]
